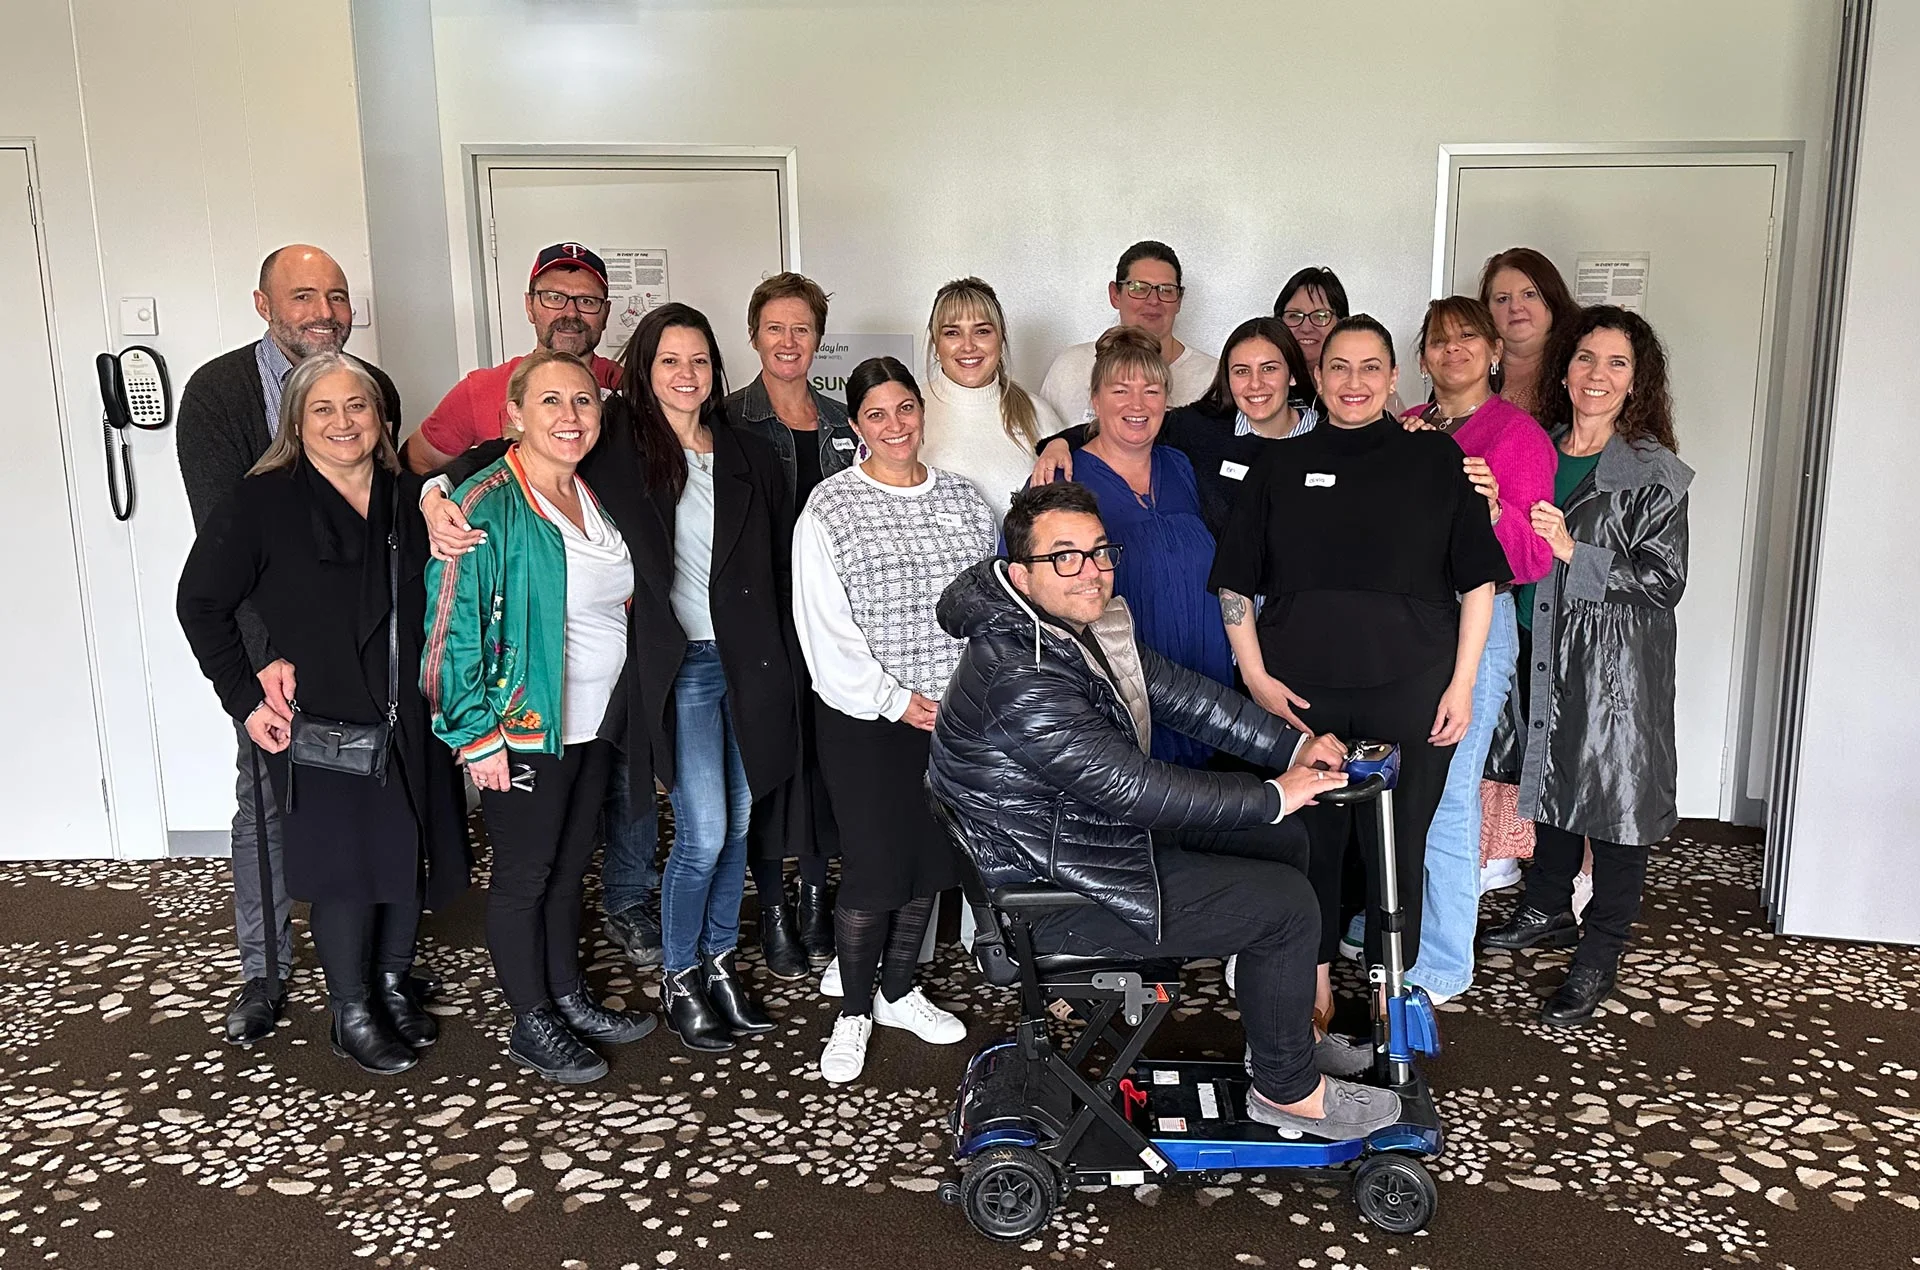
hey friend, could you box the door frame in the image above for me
[1431,141,1805,825]
[462,145,800,367]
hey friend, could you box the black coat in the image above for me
[175,342,403,670]
[929,558,1300,940]
[175,462,469,908]
[442,399,802,803]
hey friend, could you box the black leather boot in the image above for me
[375,970,437,1047]
[509,1004,608,1083]
[797,880,836,968]
[758,900,809,981]
[554,989,657,1044]
[1541,963,1616,1027]
[1481,905,1580,951]
[664,966,736,1052]
[331,999,417,1075]
[702,948,776,1036]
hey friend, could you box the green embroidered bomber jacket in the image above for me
[423,446,595,763]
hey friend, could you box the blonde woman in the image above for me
[921,277,1063,522]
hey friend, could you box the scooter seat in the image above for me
[1031,955,1183,985]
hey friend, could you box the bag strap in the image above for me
[382,477,401,780]
[249,741,279,999]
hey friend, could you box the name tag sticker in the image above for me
[831,436,856,451]
[934,511,963,529]
[1219,460,1250,481]
[1305,472,1336,488]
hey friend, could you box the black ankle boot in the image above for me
[375,970,437,1047]
[554,989,657,1045]
[758,900,809,981]
[509,1004,609,1084]
[331,999,417,1075]
[664,966,736,1052]
[702,948,776,1036]
[797,880,835,968]
[1541,963,1616,1027]
[1481,905,1580,951]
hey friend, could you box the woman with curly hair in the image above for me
[1482,306,1692,1027]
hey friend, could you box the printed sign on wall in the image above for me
[809,335,917,400]
[603,249,671,353]
[1575,253,1651,312]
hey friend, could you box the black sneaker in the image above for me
[604,903,663,968]
[509,1005,609,1084]
[554,990,657,1045]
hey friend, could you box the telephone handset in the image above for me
[97,345,172,522]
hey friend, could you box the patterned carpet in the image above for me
[2,820,1917,1270]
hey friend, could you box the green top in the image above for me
[1518,449,1603,630]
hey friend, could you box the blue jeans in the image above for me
[660,642,753,973]
[1408,590,1518,998]
[600,747,660,918]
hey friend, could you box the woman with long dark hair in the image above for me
[793,356,998,1085]
[1477,247,1582,418]
[1482,306,1690,1026]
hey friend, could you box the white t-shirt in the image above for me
[920,368,1064,524]
[1037,338,1219,428]
[669,449,717,641]
[529,478,633,745]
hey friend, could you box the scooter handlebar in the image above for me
[1314,772,1387,805]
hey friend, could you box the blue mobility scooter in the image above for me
[929,741,1444,1240]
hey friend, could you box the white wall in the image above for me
[412,0,1838,818]
[4,0,380,851]
[1781,2,1920,942]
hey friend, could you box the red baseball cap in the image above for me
[530,242,608,289]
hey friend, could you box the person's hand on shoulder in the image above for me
[423,486,486,563]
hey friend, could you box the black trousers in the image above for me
[1524,822,1650,973]
[309,900,421,1004]
[1293,660,1454,967]
[1028,821,1321,1105]
[479,741,613,1012]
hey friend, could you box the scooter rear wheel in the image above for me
[960,1146,1058,1241]
[1353,1154,1437,1233]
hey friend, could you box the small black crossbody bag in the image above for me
[285,482,400,802]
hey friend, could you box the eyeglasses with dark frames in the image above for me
[531,289,609,315]
[1119,280,1185,302]
[1281,307,1336,329]
[1018,544,1125,576]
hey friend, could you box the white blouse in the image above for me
[528,478,632,745]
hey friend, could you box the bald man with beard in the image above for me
[176,243,413,1047]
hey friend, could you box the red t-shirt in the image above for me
[416,353,623,457]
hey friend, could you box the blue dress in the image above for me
[1070,446,1235,767]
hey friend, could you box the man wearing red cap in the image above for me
[403,242,625,473]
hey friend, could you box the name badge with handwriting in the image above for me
[934,511,963,529]
[1219,460,1250,481]
[831,436,857,451]
[1305,473,1336,488]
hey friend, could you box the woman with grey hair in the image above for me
[177,352,470,1076]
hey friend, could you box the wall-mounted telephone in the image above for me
[96,345,172,522]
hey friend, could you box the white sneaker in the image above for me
[1480,859,1523,894]
[1224,954,1237,992]
[872,986,966,1044]
[819,955,842,997]
[1571,869,1595,921]
[1338,913,1365,962]
[819,1013,870,1084]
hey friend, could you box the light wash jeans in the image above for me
[660,642,754,974]
[1407,590,1518,999]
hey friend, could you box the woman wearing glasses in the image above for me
[404,247,624,474]
[1038,241,1218,426]
[793,356,998,1085]
[1274,266,1403,417]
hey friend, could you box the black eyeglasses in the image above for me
[1119,280,1184,302]
[1281,307,1336,329]
[1018,544,1124,576]
[531,289,608,315]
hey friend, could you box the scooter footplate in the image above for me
[1124,1061,1372,1171]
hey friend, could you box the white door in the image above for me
[1446,157,1782,821]
[479,161,787,382]
[0,148,113,858]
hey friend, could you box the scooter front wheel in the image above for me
[1353,1154,1437,1233]
[960,1146,1058,1241]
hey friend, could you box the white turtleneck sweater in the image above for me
[920,367,1064,525]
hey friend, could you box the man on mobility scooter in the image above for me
[929,481,1401,1140]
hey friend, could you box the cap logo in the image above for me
[559,243,587,259]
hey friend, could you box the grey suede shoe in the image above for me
[1313,1032,1374,1077]
[1247,1078,1403,1140]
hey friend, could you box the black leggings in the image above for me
[309,900,420,1005]
[479,741,613,1012]
[749,853,830,903]
[833,897,936,1018]
[1525,823,1651,972]
[1293,660,1455,967]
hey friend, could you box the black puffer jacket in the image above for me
[929,558,1301,940]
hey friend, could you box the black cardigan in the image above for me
[176,341,403,668]
[440,398,802,802]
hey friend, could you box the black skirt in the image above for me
[814,702,959,912]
